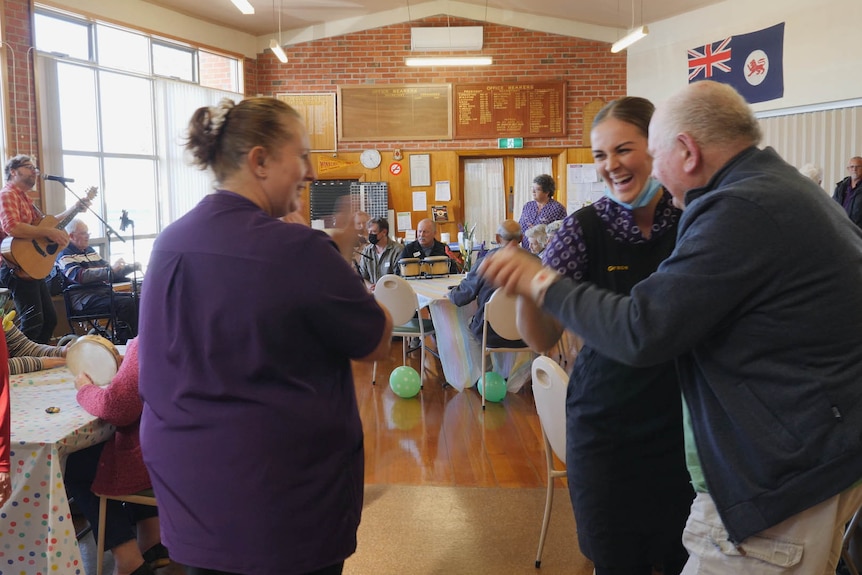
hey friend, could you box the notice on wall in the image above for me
[397,211,412,232]
[276,93,337,152]
[453,82,566,139]
[435,181,451,201]
[412,191,427,212]
[338,84,453,141]
[567,163,604,212]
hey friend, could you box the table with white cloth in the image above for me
[0,367,115,575]
[409,275,534,392]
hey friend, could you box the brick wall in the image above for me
[4,0,38,159]
[251,16,627,150]
[199,51,236,92]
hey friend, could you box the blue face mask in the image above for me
[603,177,663,210]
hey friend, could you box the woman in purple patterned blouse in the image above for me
[517,174,566,249]
[517,97,693,575]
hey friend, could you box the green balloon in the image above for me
[389,365,421,398]
[477,372,507,402]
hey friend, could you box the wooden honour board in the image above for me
[277,93,337,152]
[453,82,566,139]
[338,84,452,141]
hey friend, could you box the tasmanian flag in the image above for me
[688,23,784,104]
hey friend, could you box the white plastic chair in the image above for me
[531,355,568,568]
[373,274,435,387]
[479,288,527,407]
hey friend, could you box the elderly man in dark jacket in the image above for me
[448,219,527,348]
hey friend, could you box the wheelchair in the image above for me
[62,283,135,344]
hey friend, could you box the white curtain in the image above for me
[513,157,552,221]
[155,78,242,226]
[463,158,504,247]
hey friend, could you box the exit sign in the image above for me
[498,138,523,149]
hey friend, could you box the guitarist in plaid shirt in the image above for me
[0,155,87,343]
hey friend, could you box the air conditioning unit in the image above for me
[410,26,483,52]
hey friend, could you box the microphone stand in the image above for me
[119,210,140,311]
[58,180,126,243]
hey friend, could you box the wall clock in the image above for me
[360,149,382,169]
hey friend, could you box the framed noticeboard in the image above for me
[453,82,566,139]
[277,93,337,152]
[338,84,452,141]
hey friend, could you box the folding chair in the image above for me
[372,274,436,388]
[531,355,569,568]
[94,490,159,575]
[479,288,527,408]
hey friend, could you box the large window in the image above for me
[34,8,242,270]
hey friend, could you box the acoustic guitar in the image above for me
[0,186,98,280]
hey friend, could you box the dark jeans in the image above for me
[0,264,57,343]
[185,562,344,575]
[65,442,158,551]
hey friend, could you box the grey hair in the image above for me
[65,218,86,234]
[799,163,823,185]
[659,81,762,151]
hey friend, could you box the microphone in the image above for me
[119,210,133,232]
[41,174,75,183]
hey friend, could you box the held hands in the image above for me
[477,243,546,298]
[328,196,359,263]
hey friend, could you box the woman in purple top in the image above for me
[517,173,566,249]
[137,98,392,575]
[516,98,693,575]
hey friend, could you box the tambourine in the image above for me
[398,257,421,278]
[421,256,450,276]
[66,335,121,386]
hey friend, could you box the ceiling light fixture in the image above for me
[405,56,493,67]
[270,0,287,63]
[270,39,288,63]
[230,0,255,15]
[611,0,648,53]
[611,25,649,53]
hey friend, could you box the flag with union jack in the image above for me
[687,23,784,104]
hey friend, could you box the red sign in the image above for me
[389,162,402,176]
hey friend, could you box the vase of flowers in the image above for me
[458,222,476,273]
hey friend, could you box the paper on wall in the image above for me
[435,181,451,201]
[412,191,427,211]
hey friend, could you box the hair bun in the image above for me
[208,98,236,137]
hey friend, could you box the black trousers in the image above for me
[0,265,57,343]
[185,562,343,575]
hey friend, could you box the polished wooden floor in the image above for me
[353,342,567,490]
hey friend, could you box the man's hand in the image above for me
[44,228,70,248]
[111,258,127,276]
[0,472,10,508]
[75,197,91,213]
[477,243,546,298]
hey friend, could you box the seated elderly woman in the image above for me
[64,338,170,575]
[525,223,549,255]
[545,219,564,242]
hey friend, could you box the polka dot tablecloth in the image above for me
[1,368,115,575]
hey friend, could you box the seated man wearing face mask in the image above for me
[357,217,402,290]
